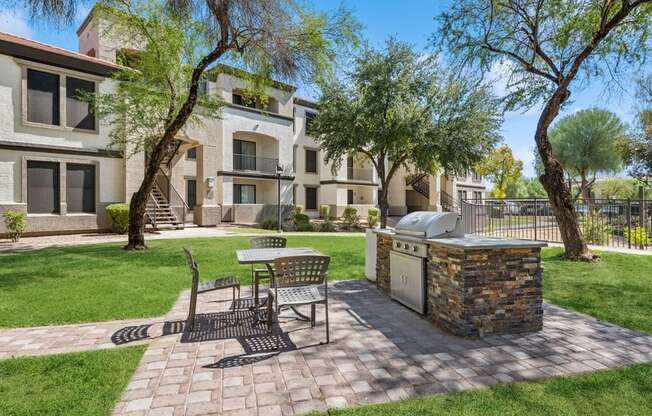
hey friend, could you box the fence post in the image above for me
[534,197,538,241]
[627,198,632,249]
[639,186,645,250]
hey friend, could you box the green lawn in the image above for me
[313,364,652,416]
[542,248,652,334]
[0,235,365,328]
[0,346,145,416]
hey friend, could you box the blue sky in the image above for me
[0,0,640,177]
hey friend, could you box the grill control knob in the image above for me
[403,243,409,249]
[413,246,418,252]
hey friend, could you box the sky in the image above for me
[0,0,641,178]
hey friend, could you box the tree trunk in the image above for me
[377,158,389,229]
[535,91,595,261]
[579,172,593,209]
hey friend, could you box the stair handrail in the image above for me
[157,167,189,227]
[147,188,161,229]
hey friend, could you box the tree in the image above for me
[436,1,652,261]
[311,40,501,228]
[593,178,645,199]
[548,109,625,205]
[87,0,358,250]
[476,145,523,198]
[626,74,652,188]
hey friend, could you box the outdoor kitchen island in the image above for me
[374,212,547,338]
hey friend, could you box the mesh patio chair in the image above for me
[183,247,241,332]
[250,236,287,308]
[266,255,331,348]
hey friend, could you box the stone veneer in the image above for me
[428,241,544,337]
[375,232,393,293]
[374,229,545,337]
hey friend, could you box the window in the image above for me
[305,112,317,135]
[458,190,468,202]
[234,184,256,204]
[305,186,318,210]
[186,179,197,210]
[233,140,256,170]
[27,69,60,126]
[305,148,317,173]
[186,147,197,160]
[347,189,354,205]
[473,191,483,201]
[27,161,60,214]
[66,163,95,213]
[66,76,95,130]
[232,92,244,106]
[472,170,481,182]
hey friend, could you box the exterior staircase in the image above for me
[146,183,183,229]
[406,173,430,199]
[441,191,459,213]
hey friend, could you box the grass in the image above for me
[0,235,365,328]
[0,346,145,416]
[542,248,652,334]
[313,364,652,416]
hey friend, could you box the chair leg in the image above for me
[325,301,329,344]
[310,304,316,327]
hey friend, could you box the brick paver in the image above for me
[108,280,652,415]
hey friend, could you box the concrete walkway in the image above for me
[3,281,651,416]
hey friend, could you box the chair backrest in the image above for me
[183,247,200,326]
[272,255,330,288]
[250,236,287,249]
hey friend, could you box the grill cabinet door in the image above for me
[390,251,425,314]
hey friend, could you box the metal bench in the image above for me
[183,247,241,332]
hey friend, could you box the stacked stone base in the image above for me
[375,230,544,338]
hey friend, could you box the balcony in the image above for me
[347,167,374,182]
[233,154,279,175]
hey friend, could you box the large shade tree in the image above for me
[436,0,652,261]
[548,108,625,205]
[626,74,652,188]
[79,0,357,249]
[310,39,502,228]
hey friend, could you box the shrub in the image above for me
[294,205,304,215]
[580,216,612,245]
[319,220,336,232]
[106,203,129,234]
[342,207,360,230]
[319,204,330,219]
[259,218,278,230]
[367,207,379,228]
[624,226,650,248]
[2,210,26,242]
[293,212,313,232]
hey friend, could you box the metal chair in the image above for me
[266,255,331,348]
[183,247,241,332]
[250,236,287,308]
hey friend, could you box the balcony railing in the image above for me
[233,154,279,174]
[347,167,374,182]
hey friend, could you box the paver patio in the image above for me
[105,280,652,416]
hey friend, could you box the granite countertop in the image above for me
[425,235,547,249]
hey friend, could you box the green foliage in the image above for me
[580,216,612,245]
[258,218,278,230]
[624,227,651,248]
[105,203,129,234]
[293,212,313,232]
[342,207,360,230]
[550,108,625,179]
[506,176,547,198]
[367,207,380,228]
[435,2,652,113]
[319,220,336,232]
[594,178,645,200]
[2,210,26,242]
[294,205,304,215]
[627,75,652,188]
[312,39,501,224]
[319,204,331,219]
[476,145,523,198]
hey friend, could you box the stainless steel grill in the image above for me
[390,212,463,314]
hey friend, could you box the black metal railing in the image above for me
[462,197,652,250]
[233,154,279,174]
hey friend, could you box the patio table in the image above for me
[236,247,322,323]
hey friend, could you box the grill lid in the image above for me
[395,211,463,238]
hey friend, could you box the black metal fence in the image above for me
[461,198,652,250]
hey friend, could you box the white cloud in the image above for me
[0,9,33,38]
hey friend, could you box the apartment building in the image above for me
[0,12,485,236]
